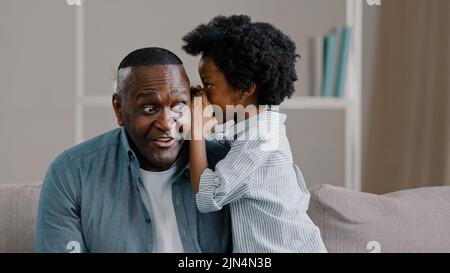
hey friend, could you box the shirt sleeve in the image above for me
[35,158,87,253]
[196,139,269,213]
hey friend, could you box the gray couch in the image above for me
[1,182,449,253]
[0,183,41,252]
[307,184,450,253]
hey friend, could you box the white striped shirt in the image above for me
[196,110,327,253]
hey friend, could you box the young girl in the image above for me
[183,15,327,253]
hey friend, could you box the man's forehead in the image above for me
[131,65,188,82]
[134,88,187,99]
[125,65,189,95]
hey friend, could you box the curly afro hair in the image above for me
[182,15,299,105]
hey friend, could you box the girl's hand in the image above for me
[190,85,217,140]
[190,85,202,97]
[190,85,210,109]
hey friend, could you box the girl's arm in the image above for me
[190,88,214,194]
[189,90,260,213]
[190,138,207,194]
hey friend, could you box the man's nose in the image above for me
[155,108,177,132]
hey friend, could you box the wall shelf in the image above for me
[281,96,353,110]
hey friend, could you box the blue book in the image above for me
[322,33,337,97]
[334,27,352,97]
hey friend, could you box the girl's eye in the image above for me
[143,105,158,114]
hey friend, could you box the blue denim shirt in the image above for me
[35,127,232,253]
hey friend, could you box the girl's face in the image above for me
[198,56,242,123]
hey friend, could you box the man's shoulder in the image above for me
[49,128,122,171]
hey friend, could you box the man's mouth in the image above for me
[151,136,176,148]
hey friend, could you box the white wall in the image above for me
[0,0,76,184]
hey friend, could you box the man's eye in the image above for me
[172,102,187,113]
[203,83,212,90]
[143,105,158,114]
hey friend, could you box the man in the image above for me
[35,47,232,253]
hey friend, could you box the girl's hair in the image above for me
[182,15,299,105]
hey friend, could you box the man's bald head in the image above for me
[116,47,186,96]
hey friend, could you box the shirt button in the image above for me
[182,229,187,237]
[145,218,150,224]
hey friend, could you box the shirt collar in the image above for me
[119,127,137,163]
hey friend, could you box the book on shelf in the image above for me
[334,26,352,98]
[322,32,337,97]
[310,26,352,99]
[310,36,323,97]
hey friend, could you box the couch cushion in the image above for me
[0,182,42,253]
[307,185,450,253]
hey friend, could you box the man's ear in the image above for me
[112,93,125,127]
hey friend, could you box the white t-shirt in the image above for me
[139,165,184,253]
